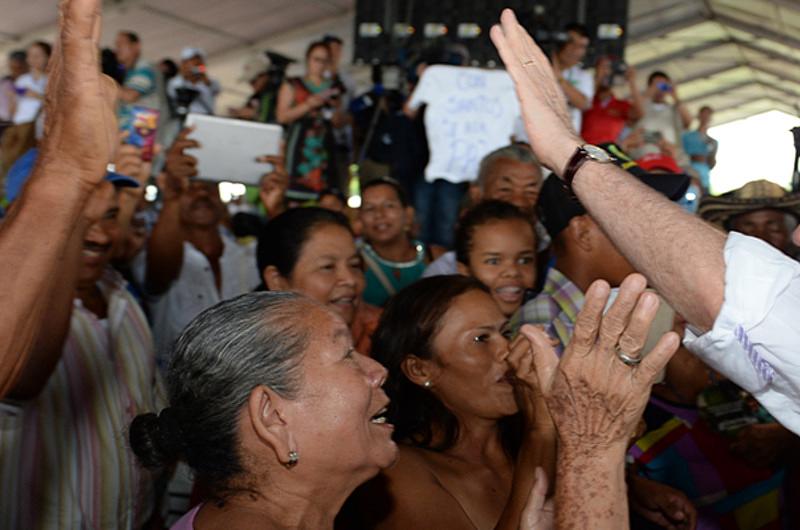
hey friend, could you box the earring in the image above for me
[285,450,299,469]
[423,380,432,389]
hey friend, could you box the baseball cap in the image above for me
[538,144,690,239]
[636,152,683,174]
[180,47,206,62]
[5,148,139,203]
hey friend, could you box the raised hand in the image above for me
[490,9,580,173]
[256,154,289,217]
[507,331,556,432]
[521,274,680,450]
[520,467,555,530]
[160,128,199,200]
[38,0,119,191]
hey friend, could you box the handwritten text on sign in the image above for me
[419,66,520,183]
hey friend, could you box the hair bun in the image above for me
[129,408,184,469]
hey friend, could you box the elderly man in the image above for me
[490,9,800,528]
[423,143,546,277]
[700,179,799,255]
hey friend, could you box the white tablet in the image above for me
[184,113,283,185]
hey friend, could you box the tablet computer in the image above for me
[184,113,283,185]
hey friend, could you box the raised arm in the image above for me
[490,10,725,332]
[145,129,197,295]
[0,0,119,398]
[522,274,679,530]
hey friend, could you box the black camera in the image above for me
[173,87,200,119]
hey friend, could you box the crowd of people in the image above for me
[1,2,800,530]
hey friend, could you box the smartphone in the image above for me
[120,106,160,162]
[657,81,671,92]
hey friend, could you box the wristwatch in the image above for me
[561,144,616,191]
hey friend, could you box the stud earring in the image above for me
[285,450,299,468]
[423,380,432,389]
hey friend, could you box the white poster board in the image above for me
[407,65,521,184]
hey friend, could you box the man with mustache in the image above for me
[138,128,261,367]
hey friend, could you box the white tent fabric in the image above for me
[1,0,799,125]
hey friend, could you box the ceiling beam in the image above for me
[683,80,800,104]
[682,80,765,104]
[674,61,747,86]
[748,63,800,89]
[710,11,800,51]
[735,40,800,70]
[628,10,708,44]
[631,38,732,71]
[711,95,783,115]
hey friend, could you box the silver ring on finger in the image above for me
[616,348,642,367]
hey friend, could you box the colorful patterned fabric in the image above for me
[284,76,342,200]
[510,267,584,354]
[0,269,165,529]
[630,396,785,530]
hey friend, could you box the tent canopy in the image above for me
[1,0,798,125]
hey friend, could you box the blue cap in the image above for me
[5,148,140,203]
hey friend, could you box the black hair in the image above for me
[305,40,330,60]
[648,70,670,85]
[318,187,346,206]
[8,50,26,63]
[120,31,140,44]
[454,200,536,265]
[371,275,521,453]
[160,58,178,81]
[322,34,343,45]
[360,176,409,207]
[257,207,353,278]
[564,22,590,39]
[30,41,52,58]
[699,105,713,113]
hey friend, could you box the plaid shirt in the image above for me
[511,267,584,355]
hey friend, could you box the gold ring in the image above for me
[522,59,535,66]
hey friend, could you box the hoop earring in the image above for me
[285,450,299,468]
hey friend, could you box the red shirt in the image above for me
[581,94,632,144]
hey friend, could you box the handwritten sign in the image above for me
[407,65,520,184]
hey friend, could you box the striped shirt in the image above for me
[510,267,584,354]
[0,269,165,529]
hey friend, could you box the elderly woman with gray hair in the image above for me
[129,291,397,529]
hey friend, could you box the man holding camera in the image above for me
[581,57,644,145]
[638,71,692,153]
[166,47,220,116]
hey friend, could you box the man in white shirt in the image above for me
[551,23,594,134]
[135,129,260,366]
[166,47,220,116]
[493,10,800,435]
[404,62,521,247]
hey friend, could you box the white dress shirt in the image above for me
[685,232,800,434]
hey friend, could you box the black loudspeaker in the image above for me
[353,1,628,69]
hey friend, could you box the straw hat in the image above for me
[698,179,800,228]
